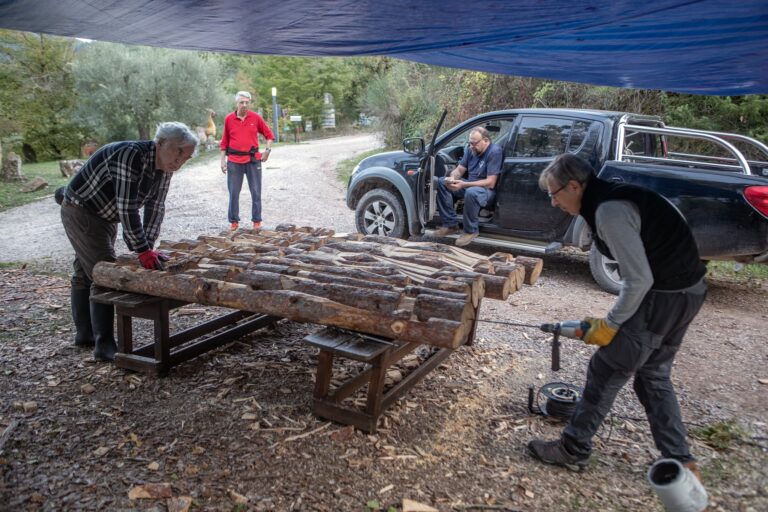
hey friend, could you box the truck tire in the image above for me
[355,189,409,239]
[589,245,621,295]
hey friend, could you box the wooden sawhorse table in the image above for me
[304,327,464,433]
[91,288,278,376]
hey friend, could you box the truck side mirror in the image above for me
[403,137,425,155]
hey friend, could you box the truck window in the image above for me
[623,130,663,158]
[483,119,515,148]
[512,117,572,158]
[566,120,593,152]
[438,119,514,158]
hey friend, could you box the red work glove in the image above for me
[138,250,167,270]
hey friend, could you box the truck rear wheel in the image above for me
[589,245,621,295]
[355,189,408,238]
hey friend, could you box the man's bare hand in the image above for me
[445,177,463,191]
[262,153,270,164]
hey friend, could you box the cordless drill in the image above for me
[540,321,590,371]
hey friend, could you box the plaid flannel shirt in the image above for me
[66,141,172,253]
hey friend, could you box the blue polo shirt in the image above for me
[459,142,503,183]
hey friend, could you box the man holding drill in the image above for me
[59,122,198,362]
[528,153,707,480]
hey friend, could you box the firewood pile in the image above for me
[92,225,543,349]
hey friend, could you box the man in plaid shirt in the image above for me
[59,122,198,361]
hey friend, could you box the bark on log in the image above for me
[488,252,515,263]
[402,285,468,302]
[473,263,525,293]
[413,294,475,323]
[426,275,485,307]
[471,260,495,274]
[420,278,473,296]
[254,259,410,285]
[433,270,510,301]
[493,263,525,292]
[229,270,403,314]
[92,263,468,348]
[514,256,544,285]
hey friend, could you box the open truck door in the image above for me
[412,109,447,234]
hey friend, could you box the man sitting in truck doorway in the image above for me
[434,127,502,246]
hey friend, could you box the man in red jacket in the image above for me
[220,91,274,230]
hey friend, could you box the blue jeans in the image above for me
[227,160,262,223]
[435,177,495,234]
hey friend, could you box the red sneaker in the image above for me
[253,221,262,229]
[230,222,239,231]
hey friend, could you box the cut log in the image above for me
[473,263,525,293]
[402,285,468,302]
[493,263,525,292]
[413,294,475,324]
[488,251,515,263]
[427,274,485,307]
[471,260,495,274]
[92,263,468,348]
[514,256,544,285]
[433,270,510,301]
[230,271,403,314]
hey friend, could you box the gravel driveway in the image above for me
[0,133,381,271]
[1,132,766,511]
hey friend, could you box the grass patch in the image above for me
[336,147,388,184]
[0,161,69,212]
[689,420,747,450]
[707,260,768,283]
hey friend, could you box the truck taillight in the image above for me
[744,186,768,217]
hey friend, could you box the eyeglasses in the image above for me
[468,138,486,147]
[547,184,567,198]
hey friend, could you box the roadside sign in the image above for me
[289,115,302,122]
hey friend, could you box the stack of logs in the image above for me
[92,225,543,349]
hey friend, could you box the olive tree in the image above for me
[0,30,81,161]
[73,42,230,141]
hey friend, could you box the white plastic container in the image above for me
[647,458,708,512]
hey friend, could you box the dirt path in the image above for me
[0,133,380,271]
[0,133,766,511]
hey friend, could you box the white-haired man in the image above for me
[220,91,275,230]
[59,122,198,361]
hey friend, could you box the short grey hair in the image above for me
[235,91,252,102]
[538,153,594,191]
[470,126,491,141]
[154,122,199,153]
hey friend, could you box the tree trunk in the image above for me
[92,263,469,348]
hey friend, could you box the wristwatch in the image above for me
[264,148,271,152]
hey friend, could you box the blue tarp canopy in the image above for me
[1,0,767,95]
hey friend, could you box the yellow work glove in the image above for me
[582,317,618,346]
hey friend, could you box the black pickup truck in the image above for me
[346,109,768,293]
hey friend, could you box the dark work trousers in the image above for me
[227,160,262,223]
[562,279,707,462]
[435,177,495,234]
[60,201,118,289]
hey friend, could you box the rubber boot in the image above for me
[71,286,94,348]
[90,300,117,362]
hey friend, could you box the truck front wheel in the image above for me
[355,189,409,239]
[589,245,621,295]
